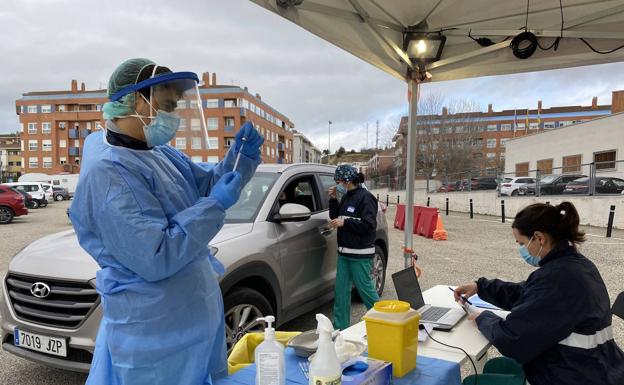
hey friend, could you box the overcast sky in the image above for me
[2,0,624,151]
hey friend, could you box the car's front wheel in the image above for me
[30,200,40,209]
[0,207,14,224]
[40,200,48,208]
[511,190,519,196]
[223,287,273,354]
[55,194,65,201]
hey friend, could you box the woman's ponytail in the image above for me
[556,202,585,244]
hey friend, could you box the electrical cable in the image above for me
[536,0,563,51]
[580,38,624,55]
[420,324,479,385]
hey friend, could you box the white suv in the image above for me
[500,177,536,196]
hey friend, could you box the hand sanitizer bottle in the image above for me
[255,316,285,385]
[309,314,342,385]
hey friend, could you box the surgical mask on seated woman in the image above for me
[519,234,541,267]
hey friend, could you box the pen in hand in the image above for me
[449,286,473,305]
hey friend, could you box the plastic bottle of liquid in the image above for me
[255,316,285,385]
[309,314,342,385]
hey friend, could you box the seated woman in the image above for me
[455,201,624,385]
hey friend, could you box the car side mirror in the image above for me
[272,203,311,222]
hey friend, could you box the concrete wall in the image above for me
[369,187,624,229]
[505,113,624,178]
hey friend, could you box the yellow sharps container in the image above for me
[362,300,420,377]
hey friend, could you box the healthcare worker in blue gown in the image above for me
[69,58,264,385]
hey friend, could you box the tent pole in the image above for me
[404,78,419,268]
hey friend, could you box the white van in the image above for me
[3,182,50,209]
[19,173,79,194]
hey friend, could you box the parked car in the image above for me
[0,163,389,372]
[469,177,499,190]
[2,182,49,209]
[500,177,536,196]
[563,176,624,195]
[41,183,55,203]
[0,185,28,224]
[8,188,35,209]
[437,182,459,193]
[52,186,72,201]
[519,174,586,196]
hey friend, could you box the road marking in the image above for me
[586,233,624,241]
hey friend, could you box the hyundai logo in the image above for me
[30,282,51,299]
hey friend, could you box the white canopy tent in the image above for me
[249,0,624,266]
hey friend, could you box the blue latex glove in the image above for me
[235,122,264,160]
[209,171,243,209]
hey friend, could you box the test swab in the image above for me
[233,137,247,172]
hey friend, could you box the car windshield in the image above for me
[42,185,51,191]
[225,172,279,223]
[540,175,558,184]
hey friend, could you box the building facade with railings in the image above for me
[392,92,624,178]
[15,73,294,175]
[292,130,322,163]
[0,134,22,183]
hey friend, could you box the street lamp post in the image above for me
[328,120,332,163]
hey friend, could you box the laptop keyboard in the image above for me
[421,306,449,322]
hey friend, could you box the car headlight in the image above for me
[209,246,219,256]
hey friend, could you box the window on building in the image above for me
[206,99,219,108]
[42,122,52,134]
[224,117,235,127]
[28,140,38,151]
[190,100,199,109]
[206,118,218,130]
[41,105,52,113]
[29,157,39,168]
[27,105,37,113]
[266,146,270,156]
[191,118,201,131]
[207,137,219,149]
[500,123,512,131]
[191,156,203,163]
[537,159,553,174]
[559,121,573,127]
[57,139,66,149]
[28,123,37,134]
[224,137,235,148]
[43,157,53,168]
[486,153,496,159]
[60,157,67,165]
[529,122,539,130]
[594,150,616,170]
[177,118,186,130]
[224,99,236,108]
[57,104,66,112]
[175,138,187,150]
[42,140,52,151]
[432,127,440,134]
[500,138,509,147]
[207,156,219,163]
[176,100,187,110]
[74,140,80,147]
[562,155,582,173]
[486,139,497,148]
[487,124,497,131]
[59,121,67,129]
[516,123,526,129]
[544,122,556,129]
[191,137,202,150]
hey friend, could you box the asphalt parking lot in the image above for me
[0,201,623,384]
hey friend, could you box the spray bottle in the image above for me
[255,316,285,385]
[309,314,342,385]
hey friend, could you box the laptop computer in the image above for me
[391,267,465,331]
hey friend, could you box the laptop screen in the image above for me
[391,267,426,310]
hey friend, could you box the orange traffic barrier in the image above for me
[432,213,448,241]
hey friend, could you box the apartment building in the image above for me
[393,93,621,176]
[0,133,22,182]
[15,73,294,174]
[292,130,322,163]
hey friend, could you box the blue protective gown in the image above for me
[70,128,259,385]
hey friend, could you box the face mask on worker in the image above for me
[518,234,541,267]
[130,93,180,148]
[336,183,348,195]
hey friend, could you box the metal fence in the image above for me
[367,159,624,197]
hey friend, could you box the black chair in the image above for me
[612,291,624,320]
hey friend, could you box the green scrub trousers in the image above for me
[333,254,380,330]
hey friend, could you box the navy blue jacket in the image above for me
[476,242,624,385]
[329,187,377,258]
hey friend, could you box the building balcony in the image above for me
[69,129,79,139]
[277,157,284,164]
[69,147,80,156]
[277,142,285,151]
[80,129,92,138]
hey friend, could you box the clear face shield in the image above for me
[110,68,209,148]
